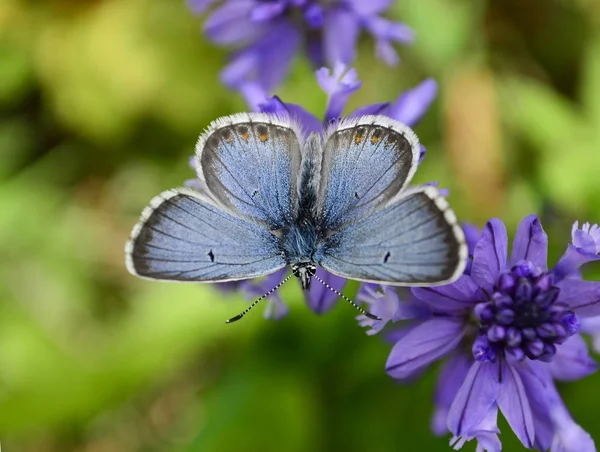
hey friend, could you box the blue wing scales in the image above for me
[318,115,420,230]
[318,187,467,285]
[195,113,302,229]
[125,188,286,282]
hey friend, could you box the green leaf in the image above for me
[581,32,600,128]
[498,77,585,151]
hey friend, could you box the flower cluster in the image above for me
[358,216,600,451]
[187,0,413,93]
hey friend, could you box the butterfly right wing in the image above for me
[126,188,286,282]
[318,187,467,286]
[318,115,420,230]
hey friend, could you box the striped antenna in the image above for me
[226,273,294,323]
[313,274,381,320]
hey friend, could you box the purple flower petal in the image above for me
[471,219,508,291]
[303,3,324,28]
[386,318,465,380]
[251,2,286,22]
[346,0,391,16]
[510,214,548,270]
[580,316,600,353]
[411,274,479,313]
[556,278,600,317]
[347,102,390,118]
[220,50,257,88]
[364,16,414,65]
[462,223,480,256]
[255,21,301,91]
[554,244,600,283]
[549,334,597,381]
[447,362,501,436]
[260,96,322,133]
[431,351,472,435]
[554,221,600,281]
[449,404,501,452]
[418,144,426,164]
[322,9,360,65]
[239,81,270,111]
[497,363,535,448]
[387,79,438,127]
[518,362,595,452]
[356,285,400,335]
[571,221,600,253]
[316,64,362,121]
[203,1,261,45]
[263,296,289,320]
[304,268,345,314]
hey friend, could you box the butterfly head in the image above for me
[291,262,317,290]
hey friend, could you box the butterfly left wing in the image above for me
[126,188,286,282]
[195,112,303,230]
[318,186,467,286]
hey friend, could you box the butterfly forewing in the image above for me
[196,113,303,229]
[318,115,420,230]
[318,186,467,286]
[126,188,286,282]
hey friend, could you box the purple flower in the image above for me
[247,66,438,161]
[188,0,413,92]
[554,221,600,281]
[375,216,598,450]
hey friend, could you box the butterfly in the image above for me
[125,113,467,322]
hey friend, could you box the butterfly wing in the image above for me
[318,115,420,230]
[195,112,303,229]
[126,188,286,282]
[318,186,467,286]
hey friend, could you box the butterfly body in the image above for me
[126,113,468,309]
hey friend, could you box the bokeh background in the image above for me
[1,0,600,450]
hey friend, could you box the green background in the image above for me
[1,0,600,450]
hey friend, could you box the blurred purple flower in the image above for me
[248,65,437,130]
[188,0,413,92]
[366,216,598,450]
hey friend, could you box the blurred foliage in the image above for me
[1,0,600,450]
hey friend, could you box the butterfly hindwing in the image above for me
[318,186,467,286]
[126,188,286,282]
[195,113,303,229]
[318,115,420,230]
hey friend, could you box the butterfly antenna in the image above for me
[225,273,294,324]
[312,274,381,320]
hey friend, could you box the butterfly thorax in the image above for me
[280,220,323,290]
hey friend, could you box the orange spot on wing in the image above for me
[355,135,363,144]
[371,135,380,144]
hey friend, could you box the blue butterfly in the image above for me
[125,113,467,321]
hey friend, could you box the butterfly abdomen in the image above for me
[296,133,322,224]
